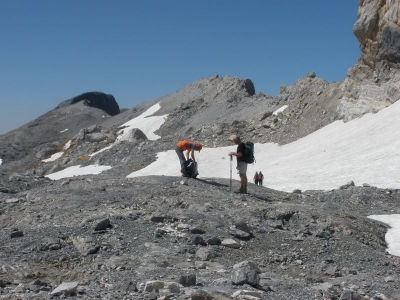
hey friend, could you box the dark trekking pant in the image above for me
[175,147,187,171]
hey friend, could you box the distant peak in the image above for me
[57,91,120,116]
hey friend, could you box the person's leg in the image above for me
[235,166,244,193]
[175,147,187,175]
[240,174,245,189]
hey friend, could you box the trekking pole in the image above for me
[230,155,233,193]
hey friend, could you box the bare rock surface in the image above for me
[0,175,400,299]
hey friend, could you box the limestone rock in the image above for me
[190,289,213,300]
[221,238,240,249]
[196,247,220,261]
[128,128,148,142]
[232,290,263,299]
[353,0,400,67]
[50,281,79,296]
[71,236,100,256]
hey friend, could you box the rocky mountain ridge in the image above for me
[0,1,400,299]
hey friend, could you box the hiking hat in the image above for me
[196,143,202,152]
[229,134,239,142]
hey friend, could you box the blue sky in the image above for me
[0,1,360,134]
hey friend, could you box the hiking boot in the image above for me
[243,187,248,194]
[180,169,189,177]
[234,187,244,194]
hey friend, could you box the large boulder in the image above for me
[57,92,120,116]
[353,0,400,67]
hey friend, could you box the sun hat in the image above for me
[229,134,239,142]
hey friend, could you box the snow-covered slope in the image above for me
[128,99,400,192]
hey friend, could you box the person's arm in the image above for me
[228,151,243,157]
[185,150,190,160]
[190,148,195,161]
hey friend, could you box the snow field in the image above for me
[128,100,400,192]
[45,165,112,180]
[368,215,400,257]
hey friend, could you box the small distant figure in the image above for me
[253,172,259,185]
[258,171,264,186]
[175,140,202,177]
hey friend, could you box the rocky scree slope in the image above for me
[0,92,119,174]
[0,175,399,299]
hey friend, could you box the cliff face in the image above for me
[334,0,400,121]
[353,0,400,68]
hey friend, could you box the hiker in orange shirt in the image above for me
[175,140,202,176]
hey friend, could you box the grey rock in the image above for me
[190,289,213,300]
[71,236,100,256]
[232,290,263,299]
[190,227,206,234]
[94,218,111,231]
[151,215,178,223]
[259,111,272,121]
[229,227,251,240]
[221,238,240,249]
[233,261,261,273]
[196,247,220,261]
[129,128,148,142]
[50,281,79,296]
[179,274,196,287]
[206,237,221,245]
[193,236,207,246]
[340,290,357,300]
[231,266,260,287]
[235,220,251,234]
[10,231,23,238]
[85,132,106,143]
[266,220,283,230]
[340,181,355,190]
[307,71,316,78]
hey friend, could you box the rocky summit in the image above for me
[1,1,400,299]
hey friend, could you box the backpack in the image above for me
[185,159,199,178]
[243,142,255,164]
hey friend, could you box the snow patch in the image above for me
[127,100,400,192]
[117,103,168,141]
[63,140,72,150]
[42,152,64,162]
[86,103,168,157]
[46,164,112,180]
[273,105,288,116]
[89,145,113,157]
[60,129,69,133]
[42,140,71,162]
[368,215,400,257]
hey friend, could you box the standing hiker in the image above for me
[253,172,259,185]
[259,171,264,186]
[228,134,248,194]
[175,140,202,176]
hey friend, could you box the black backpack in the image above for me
[243,142,255,164]
[185,159,199,178]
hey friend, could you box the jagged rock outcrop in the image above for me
[334,0,400,121]
[57,92,120,116]
[353,0,400,68]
